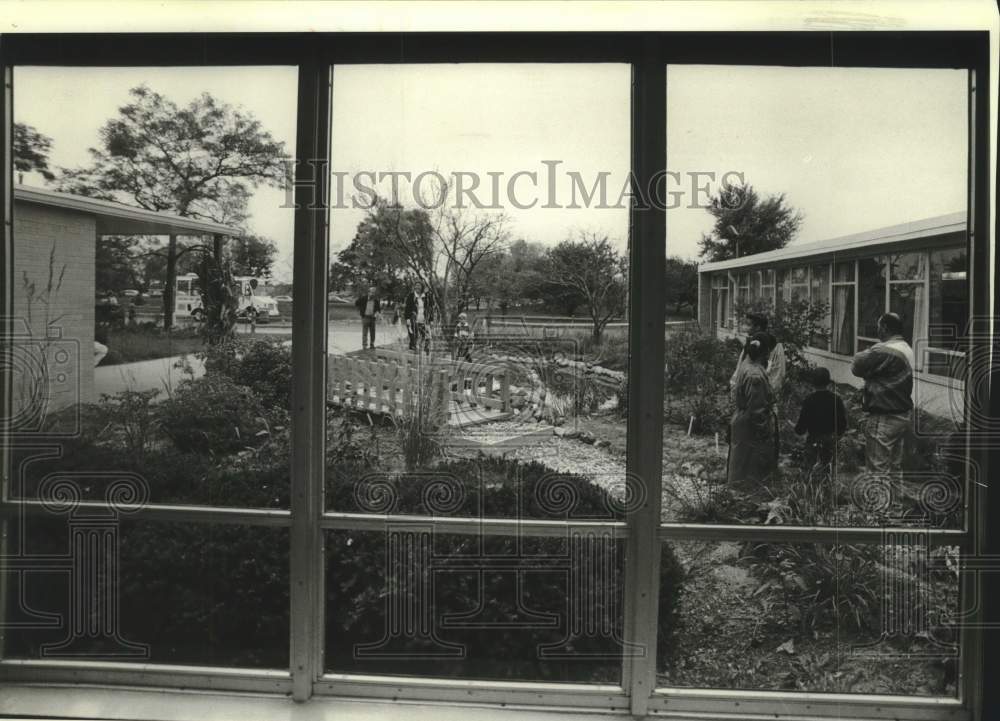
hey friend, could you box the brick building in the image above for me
[10,185,239,423]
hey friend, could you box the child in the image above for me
[794,366,849,471]
[454,311,474,362]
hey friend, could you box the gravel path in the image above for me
[447,420,628,500]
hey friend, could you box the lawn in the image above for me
[99,327,204,365]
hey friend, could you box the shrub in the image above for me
[159,374,270,455]
[98,388,160,462]
[396,365,449,471]
[203,336,293,410]
[741,541,882,633]
[326,455,685,680]
[734,297,830,371]
[663,327,740,434]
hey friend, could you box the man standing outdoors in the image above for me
[404,280,433,353]
[851,312,914,476]
[355,285,381,351]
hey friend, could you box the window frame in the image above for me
[0,30,993,721]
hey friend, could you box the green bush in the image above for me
[159,374,270,455]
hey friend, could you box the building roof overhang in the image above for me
[698,211,966,274]
[14,184,242,238]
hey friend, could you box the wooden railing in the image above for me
[328,349,510,418]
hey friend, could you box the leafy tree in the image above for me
[57,85,289,330]
[95,236,142,293]
[698,181,803,262]
[545,232,627,343]
[13,122,56,184]
[664,256,698,316]
[231,234,278,279]
[469,239,546,314]
[342,189,509,330]
[330,199,430,299]
[736,296,830,371]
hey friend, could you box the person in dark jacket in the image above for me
[403,281,434,353]
[355,285,381,350]
[794,366,849,472]
[851,312,914,475]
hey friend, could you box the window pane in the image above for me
[659,540,960,697]
[889,283,924,346]
[928,248,968,352]
[858,257,886,339]
[4,514,288,668]
[10,66,298,509]
[325,64,630,514]
[831,285,855,355]
[834,261,855,283]
[888,252,926,281]
[665,64,967,530]
[810,264,830,350]
[325,529,623,682]
[750,270,761,299]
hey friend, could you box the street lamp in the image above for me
[727,224,741,257]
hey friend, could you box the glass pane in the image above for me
[858,257,886,339]
[750,270,761,298]
[325,529,624,682]
[4,514,288,668]
[810,264,830,349]
[833,261,855,283]
[324,64,630,513]
[665,65,967,529]
[888,252,926,281]
[889,283,923,346]
[659,539,960,696]
[831,285,855,356]
[10,66,297,509]
[928,248,968,351]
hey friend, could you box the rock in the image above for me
[595,439,611,449]
[578,431,597,445]
[554,427,567,437]
[561,429,580,440]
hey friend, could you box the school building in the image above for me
[697,212,968,421]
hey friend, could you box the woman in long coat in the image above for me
[727,333,779,486]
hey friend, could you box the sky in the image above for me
[15,64,967,283]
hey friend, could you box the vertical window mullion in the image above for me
[289,54,331,702]
[623,39,666,717]
[0,62,12,664]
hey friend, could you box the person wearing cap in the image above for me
[794,366,849,472]
[851,312,914,475]
[727,332,778,486]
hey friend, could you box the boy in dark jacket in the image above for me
[794,366,849,471]
[355,285,381,350]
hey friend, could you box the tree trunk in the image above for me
[163,234,178,331]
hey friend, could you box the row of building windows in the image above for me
[708,247,968,378]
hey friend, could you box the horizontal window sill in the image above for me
[0,684,628,721]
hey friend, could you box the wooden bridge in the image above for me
[327,347,513,427]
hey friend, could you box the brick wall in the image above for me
[11,201,96,421]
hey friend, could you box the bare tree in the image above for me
[545,231,627,343]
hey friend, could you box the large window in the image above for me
[926,247,969,379]
[810,263,830,350]
[831,260,856,355]
[0,29,989,721]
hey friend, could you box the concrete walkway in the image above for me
[94,319,407,398]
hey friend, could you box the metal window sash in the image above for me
[289,56,331,702]
[657,523,968,547]
[622,40,666,717]
[648,688,969,721]
[314,675,628,709]
[0,659,292,695]
[320,513,627,538]
[0,62,11,666]
[0,499,292,526]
